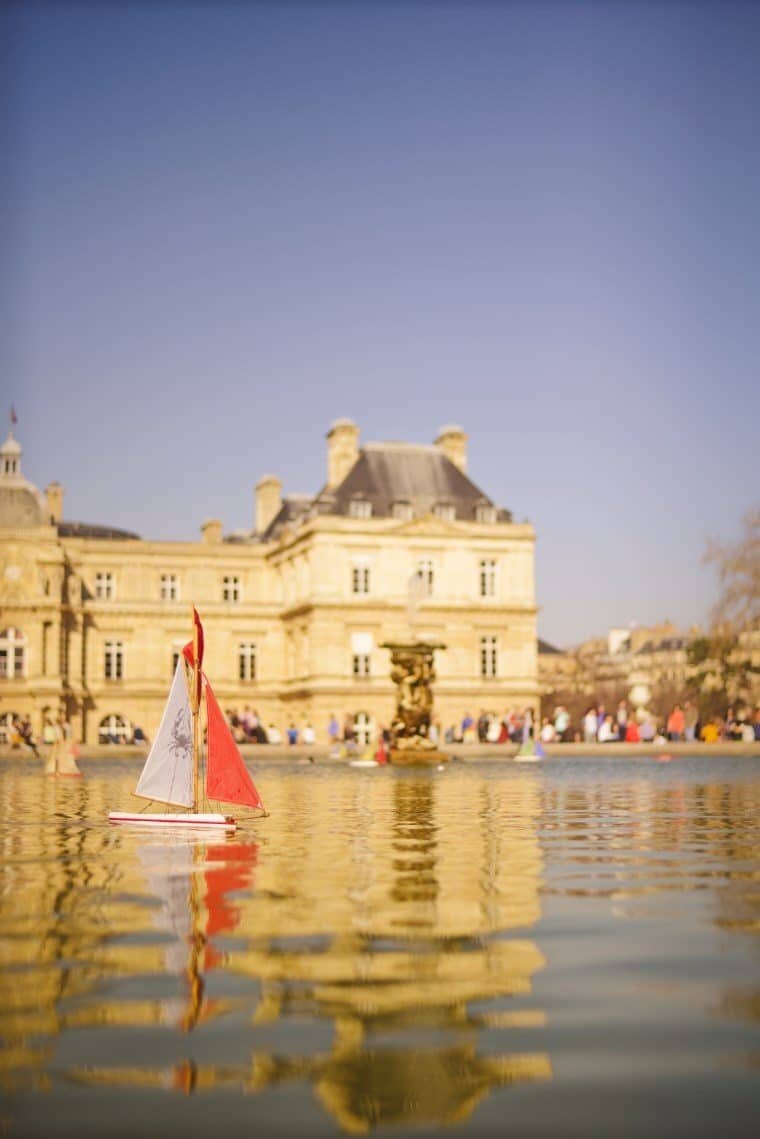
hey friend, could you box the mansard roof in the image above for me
[538,638,563,655]
[635,636,689,655]
[314,442,511,522]
[256,495,313,543]
[57,521,140,540]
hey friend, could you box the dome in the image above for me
[0,484,47,528]
[1,432,22,456]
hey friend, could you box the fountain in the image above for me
[381,640,450,765]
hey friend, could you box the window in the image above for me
[479,558,497,597]
[223,575,240,603]
[351,634,371,675]
[160,573,179,602]
[480,635,498,678]
[351,560,371,595]
[99,714,130,744]
[434,503,455,521]
[349,499,372,519]
[392,501,414,521]
[351,631,372,677]
[0,627,26,679]
[354,711,372,746]
[476,504,497,524]
[416,559,434,596]
[171,641,185,675]
[104,640,123,680]
[239,642,257,682]
[95,572,114,600]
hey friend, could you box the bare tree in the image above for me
[704,506,760,634]
[692,508,760,712]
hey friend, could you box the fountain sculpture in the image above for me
[381,640,450,765]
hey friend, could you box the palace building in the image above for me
[0,420,538,745]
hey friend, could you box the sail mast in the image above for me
[190,606,201,812]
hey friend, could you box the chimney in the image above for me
[201,518,223,545]
[327,418,359,489]
[45,482,64,523]
[435,425,468,473]
[256,475,282,534]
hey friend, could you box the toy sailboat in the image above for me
[109,607,266,832]
[514,739,545,764]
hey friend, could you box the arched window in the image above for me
[354,711,373,746]
[0,627,26,679]
[99,714,131,745]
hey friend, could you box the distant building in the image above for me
[538,620,757,717]
[0,421,539,744]
[537,638,578,696]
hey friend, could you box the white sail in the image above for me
[135,659,194,807]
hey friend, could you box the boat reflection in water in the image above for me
[137,839,259,1034]
[67,771,551,1130]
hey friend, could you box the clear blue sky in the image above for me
[3,1,759,646]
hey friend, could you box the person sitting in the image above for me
[625,720,640,743]
[539,718,556,743]
[700,718,720,744]
[597,714,619,742]
[639,716,656,742]
[666,704,685,742]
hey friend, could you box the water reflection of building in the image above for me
[228,771,552,1130]
[0,768,552,1131]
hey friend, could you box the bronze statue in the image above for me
[382,641,449,763]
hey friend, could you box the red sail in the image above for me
[203,843,258,945]
[182,607,205,708]
[204,677,266,812]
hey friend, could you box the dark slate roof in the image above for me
[538,638,563,655]
[58,521,140,540]
[635,637,689,654]
[313,443,511,522]
[259,495,313,542]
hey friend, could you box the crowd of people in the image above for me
[5,701,760,754]
[536,701,760,745]
[224,702,760,747]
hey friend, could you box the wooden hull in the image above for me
[389,748,450,767]
[108,811,236,832]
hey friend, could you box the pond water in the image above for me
[0,755,758,1138]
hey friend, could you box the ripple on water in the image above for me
[0,757,758,1136]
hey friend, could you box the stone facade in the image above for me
[0,422,538,745]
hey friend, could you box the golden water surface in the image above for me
[0,755,758,1137]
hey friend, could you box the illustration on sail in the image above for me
[109,607,266,831]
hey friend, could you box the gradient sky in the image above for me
[2,1,759,647]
